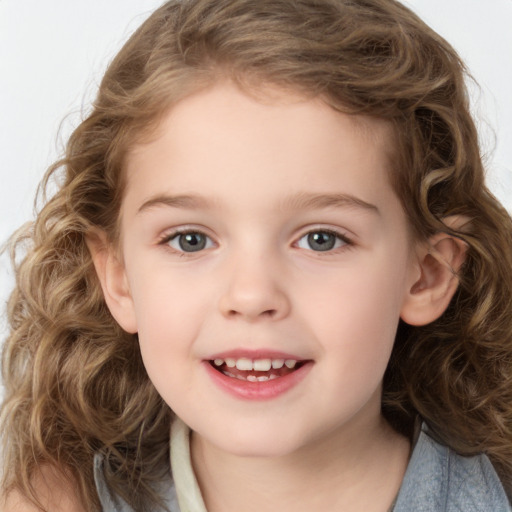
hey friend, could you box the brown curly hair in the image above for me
[2,0,512,510]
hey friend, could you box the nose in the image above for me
[218,253,291,322]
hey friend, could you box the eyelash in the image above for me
[158,227,353,255]
[295,228,352,254]
[158,228,215,255]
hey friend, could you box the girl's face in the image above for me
[115,82,419,457]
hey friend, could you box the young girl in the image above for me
[2,0,512,511]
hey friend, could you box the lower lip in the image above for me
[203,361,313,400]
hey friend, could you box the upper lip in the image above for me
[206,349,308,361]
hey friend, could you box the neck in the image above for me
[190,413,410,512]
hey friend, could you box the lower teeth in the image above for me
[223,371,278,381]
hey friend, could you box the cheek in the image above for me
[302,254,406,314]
[128,253,212,325]
[300,269,404,415]
[133,280,207,347]
[132,280,204,409]
[296,253,408,364]
[125,265,210,379]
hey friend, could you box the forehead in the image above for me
[123,82,397,214]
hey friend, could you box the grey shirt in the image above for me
[94,419,511,512]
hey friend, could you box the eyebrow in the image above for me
[137,192,379,215]
[281,192,380,215]
[138,194,214,214]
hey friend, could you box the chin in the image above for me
[206,427,307,459]
[223,441,297,459]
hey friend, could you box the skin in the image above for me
[90,82,467,511]
[1,467,87,512]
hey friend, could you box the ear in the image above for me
[400,216,469,326]
[86,229,138,333]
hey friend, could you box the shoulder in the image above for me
[93,452,179,512]
[394,427,512,511]
[1,466,87,512]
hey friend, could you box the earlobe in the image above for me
[400,225,468,327]
[86,230,138,334]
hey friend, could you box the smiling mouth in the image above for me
[209,357,307,382]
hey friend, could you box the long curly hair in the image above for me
[2,0,512,509]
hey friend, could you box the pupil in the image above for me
[308,232,335,251]
[179,233,206,252]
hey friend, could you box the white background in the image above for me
[0,1,511,376]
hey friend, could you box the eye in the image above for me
[296,230,349,252]
[164,231,214,253]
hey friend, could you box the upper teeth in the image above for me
[213,358,297,371]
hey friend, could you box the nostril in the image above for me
[226,308,277,318]
[218,279,292,321]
